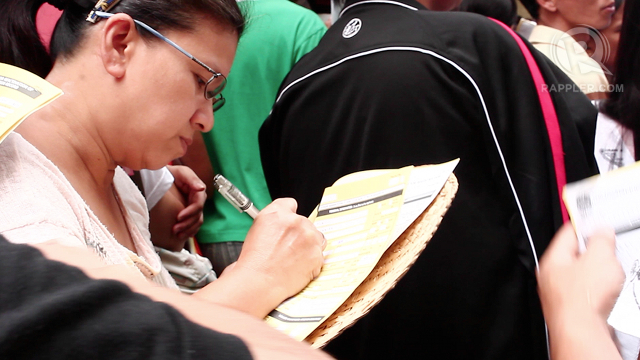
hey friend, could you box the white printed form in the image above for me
[391,159,459,245]
[265,160,459,340]
[563,162,640,359]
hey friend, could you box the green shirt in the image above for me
[197,0,327,243]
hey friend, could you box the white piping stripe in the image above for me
[276,47,406,104]
[275,46,541,270]
[339,0,418,17]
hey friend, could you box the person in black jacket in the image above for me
[457,0,518,27]
[259,0,598,358]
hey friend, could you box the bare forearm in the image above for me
[547,312,621,360]
[192,265,288,319]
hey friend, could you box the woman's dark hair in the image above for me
[615,0,624,10]
[457,0,518,27]
[0,0,245,78]
[600,0,640,159]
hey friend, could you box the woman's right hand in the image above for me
[194,198,325,318]
[235,198,325,299]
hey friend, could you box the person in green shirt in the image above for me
[182,0,327,275]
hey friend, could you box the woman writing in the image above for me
[0,0,325,319]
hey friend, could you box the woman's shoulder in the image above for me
[0,132,89,245]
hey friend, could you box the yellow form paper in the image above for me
[0,63,63,143]
[265,159,459,340]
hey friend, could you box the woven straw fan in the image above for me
[304,173,458,348]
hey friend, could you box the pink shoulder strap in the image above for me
[491,19,569,222]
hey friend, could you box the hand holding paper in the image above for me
[563,161,640,359]
[266,160,459,345]
[538,224,623,360]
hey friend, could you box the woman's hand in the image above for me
[166,164,207,240]
[148,165,206,251]
[538,224,622,324]
[235,198,325,298]
[194,198,325,318]
[538,223,623,360]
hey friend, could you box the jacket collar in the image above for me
[340,0,427,17]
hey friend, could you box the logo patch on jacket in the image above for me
[343,18,362,38]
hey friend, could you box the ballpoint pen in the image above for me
[212,174,260,219]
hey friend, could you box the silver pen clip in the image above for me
[213,174,260,219]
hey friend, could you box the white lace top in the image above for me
[0,132,177,289]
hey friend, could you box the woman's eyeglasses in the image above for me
[93,11,226,111]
